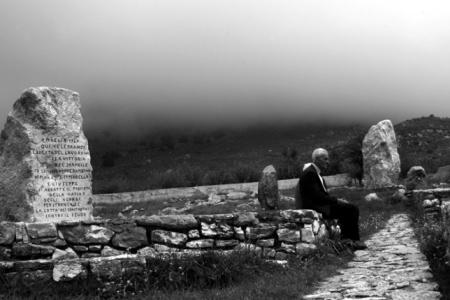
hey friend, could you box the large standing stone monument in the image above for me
[362,119,401,188]
[0,87,93,222]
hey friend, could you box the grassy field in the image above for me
[88,116,450,194]
[89,123,366,194]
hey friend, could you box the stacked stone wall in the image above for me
[0,209,329,284]
[411,187,450,262]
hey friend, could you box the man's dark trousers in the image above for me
[328,201,360,241]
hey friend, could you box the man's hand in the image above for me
[337,198,349,204]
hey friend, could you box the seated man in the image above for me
[296,148,367,250]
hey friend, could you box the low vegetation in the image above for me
[90,116,450,194]
[89,123,366,193]
[411,202,450,299]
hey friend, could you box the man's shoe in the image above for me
[352,240,367,250]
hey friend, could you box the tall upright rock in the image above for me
[258,165,279,210]
[362,120,401,188]
[0,87,93,222]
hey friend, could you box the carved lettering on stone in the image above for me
[0,87,93,222]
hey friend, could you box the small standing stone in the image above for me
[405,166,426,190]
[257,165,280,210]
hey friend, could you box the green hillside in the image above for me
[87,116,450,194]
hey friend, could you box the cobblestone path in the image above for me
[303,213,442,300]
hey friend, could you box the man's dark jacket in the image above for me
[295,163,338,217]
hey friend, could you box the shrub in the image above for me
[233,165,259,183]
[146,250,270,291]
[278,146,301,179]
[410,201,450,298]
[329,131,364,183]
[201,170,235,185]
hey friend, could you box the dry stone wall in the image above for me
[411,187,450,262]
[0,209,330,284]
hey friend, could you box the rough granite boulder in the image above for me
[151,230,187,246]
[135,215,198,230]
[11,243,55,258]
[405,166,427,190]
[362,120,401,188]
[0,222,16,245]
[277,228,301,243]
[257,165,280,210]
[59,225,114,245]
[53,260,86,282]
[245,223,277,240]
[0,87,93,222]
[111,225,148,249]
[26,223,57,240]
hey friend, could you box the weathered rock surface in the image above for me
[277,228,301,243]
[52,247,78,260]
[137,246,157,257]
[186,239,214,249]
[215,239,239,248]
[135,214,198,230]
[53,260,85,282]
[301,225,315,243]
[188,229,200,239]
[233,212,259,226]
[0,222,16,245]
[364,192,381,202]
[111,225,148,249]
[362,119,401,188]
[295,242,317,256]
[245,223,277,240]
[12,243,54,258]
[405,166,427,190]
[26,223,57,240]
[90,255,146,282]
[0,87,93,222]
[280,209,317,222]
[200,222,234,238]
[257,165,280,210]
[101,245,125,256]
[151,230,187,246]
[226,192,248,200]
[303,214,441,300]
[59,225,114,245]
[391,188,408,204]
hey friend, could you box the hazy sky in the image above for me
[1,0,450,132]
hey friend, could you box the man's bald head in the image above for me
[312,148,329,171]
[312,148,329,162]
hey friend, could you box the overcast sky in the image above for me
[1,0,450,132]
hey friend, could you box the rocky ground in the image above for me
[303,213,442,300]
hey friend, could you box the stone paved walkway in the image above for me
[303,213,442,300]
